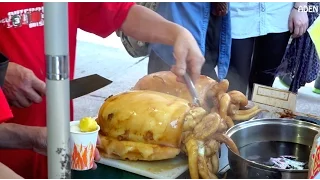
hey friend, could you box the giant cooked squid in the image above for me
[97,71,262,179]
[97,90,239,179]
[133,71,262,127]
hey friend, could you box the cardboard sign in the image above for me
[251,83,320,120]
[251,84,297,118]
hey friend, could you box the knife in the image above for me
[0,52,111,99]
[70,74,112,99]
[183,73,201,106]
[161,60,201,106]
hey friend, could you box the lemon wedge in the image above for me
[79,117,98,132]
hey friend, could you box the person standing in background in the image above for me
[117,2,232,81]
[277,2,320,93]
[148,2,231,80]
[226,2,309,98]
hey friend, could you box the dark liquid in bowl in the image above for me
[239,141,311,170]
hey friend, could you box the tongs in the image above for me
[183,73,201,106]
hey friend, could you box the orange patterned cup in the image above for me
[70,121,100,171]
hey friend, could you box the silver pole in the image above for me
[44,2,71,179]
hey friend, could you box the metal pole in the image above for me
[44,2,71,179]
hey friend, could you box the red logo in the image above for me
[29,11,42,23]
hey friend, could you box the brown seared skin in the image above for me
[97,90,192,161]
[98,90,190,148]
[133,71,217,111]
[97,72,265,179]
[97,90,242,179]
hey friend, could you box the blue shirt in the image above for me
[230,2,294,39]
[150,2,232,80]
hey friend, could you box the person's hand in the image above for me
[3,62,46,108]
[31,127,101,170]
[92,137,101,170]
[171,29,205,83]
[288,7,309,38]
[0,162,23,179]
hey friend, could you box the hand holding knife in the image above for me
[183,73,201,106]
[162,59,202,106]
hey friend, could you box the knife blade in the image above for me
[160,59,201,106]
[183,73,201,106]
[70,74,112,99]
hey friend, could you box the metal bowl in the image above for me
[226,118,320,179]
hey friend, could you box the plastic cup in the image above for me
[70,120,100,171]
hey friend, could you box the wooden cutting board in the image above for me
[97,155,188,179]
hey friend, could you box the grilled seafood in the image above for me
[133,71,262,127]
[97,90,239,179]
[97,71,262,179]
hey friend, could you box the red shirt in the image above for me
[0,89,13,122]
[0,2,134,178]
